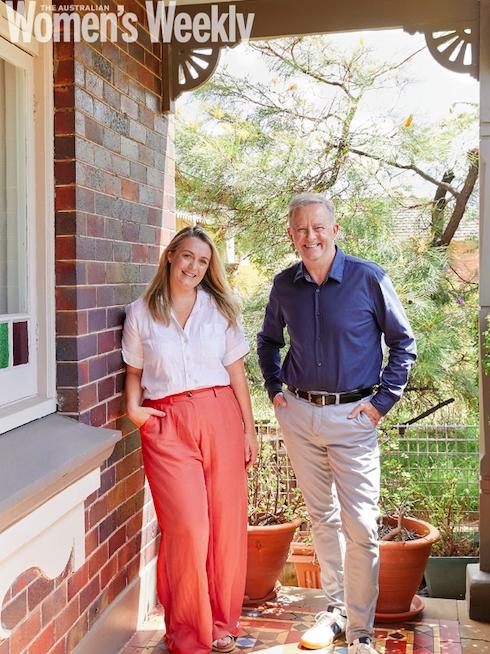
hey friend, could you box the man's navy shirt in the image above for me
[257,247,416,415]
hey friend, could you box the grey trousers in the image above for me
[275,389,380,644]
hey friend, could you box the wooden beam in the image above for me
[175,0,479,43]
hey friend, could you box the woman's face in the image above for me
[168,236,212,292]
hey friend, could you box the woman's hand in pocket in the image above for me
[128,405,166,429]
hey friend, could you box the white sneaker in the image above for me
[300,607,347,649]
[348,638,378,653]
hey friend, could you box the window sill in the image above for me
[0,396,57,436]
[0,413,121,531]
[0,414,121,639]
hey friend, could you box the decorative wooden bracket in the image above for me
[405,22,479,80]
[161,42,230,114]
[159,0,480,112]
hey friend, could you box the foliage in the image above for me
[414,475,479,556]
[379,427,479,554]
[239,284,288,420]
[248,432,308,526]
[178,38,478,268]
[485,314,490,376]
[379,427,421,515]
[337,200,479,421]
[177,37,479,422]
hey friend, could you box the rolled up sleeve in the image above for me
[222,320,249,366]
[122,304,144,369]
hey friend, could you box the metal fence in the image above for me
[381,423,480,510]
[256,422,480,511]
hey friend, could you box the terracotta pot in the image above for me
[376,515,440,622]
[288,531,321,589]
[245,519,301,605]
[289,530,315,557]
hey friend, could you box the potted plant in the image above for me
[419,472,479,599]
[285,428,441,617]
[376,511,440,621]
[245,429,306,605]
[373,429,440,620]
[288,528,321,589]
[286,512,441,620]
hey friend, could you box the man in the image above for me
[257,193,416,654]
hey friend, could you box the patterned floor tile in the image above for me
[120,600,463,654]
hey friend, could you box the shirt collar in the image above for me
[194,286,207,312]
[170,286,206,325]
[293,247,346,284]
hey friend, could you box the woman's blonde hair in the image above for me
[144,226,240,326]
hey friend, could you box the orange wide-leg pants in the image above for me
[140,386,248,654]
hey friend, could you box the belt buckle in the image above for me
[321,395,326,406]
[334,393,340,405]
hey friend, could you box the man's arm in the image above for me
[257,283,286,402]
[369,270,417,415]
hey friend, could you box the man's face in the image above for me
[287,203,339,267]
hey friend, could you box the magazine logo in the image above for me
[5,1,255,43]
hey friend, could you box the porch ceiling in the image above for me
[174,0,479,36]
[162,0,479,112]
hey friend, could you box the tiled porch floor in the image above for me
[119,587,490,654]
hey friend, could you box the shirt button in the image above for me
[315,289,320,294]
[317,362,322,366]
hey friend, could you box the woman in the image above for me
[122,226,257,654]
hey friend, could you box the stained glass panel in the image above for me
[0,322,8,369]
[13,320,28,365]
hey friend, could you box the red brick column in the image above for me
[0,2,176,652]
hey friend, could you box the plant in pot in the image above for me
[288,526,321,589]
[285,427,441,618]
[417,471,479,600]
[376,429,440,622]
[245,429,306,605]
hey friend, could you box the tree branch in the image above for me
[398,398,455,434]
[349,147,461,197]
[438,149,479,247]
[431,169,455,243]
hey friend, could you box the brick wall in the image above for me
[0,1,175,652]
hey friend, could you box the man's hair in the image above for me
[288,193,335,223]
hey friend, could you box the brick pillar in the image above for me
[0,4,176,653]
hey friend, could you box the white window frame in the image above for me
[0,2,55,434]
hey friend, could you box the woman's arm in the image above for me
[125,364,166,427]
[226,357,258,469]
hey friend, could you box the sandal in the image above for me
[212,635,237,652]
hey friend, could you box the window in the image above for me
[0,45,35,403]
[0,5,55,434]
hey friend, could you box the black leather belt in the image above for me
[287,385,373,406]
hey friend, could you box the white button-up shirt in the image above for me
[122,288,249,400]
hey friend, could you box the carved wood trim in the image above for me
[424,24,479,80]
[162,42,224,113]
[160,0,480,111]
